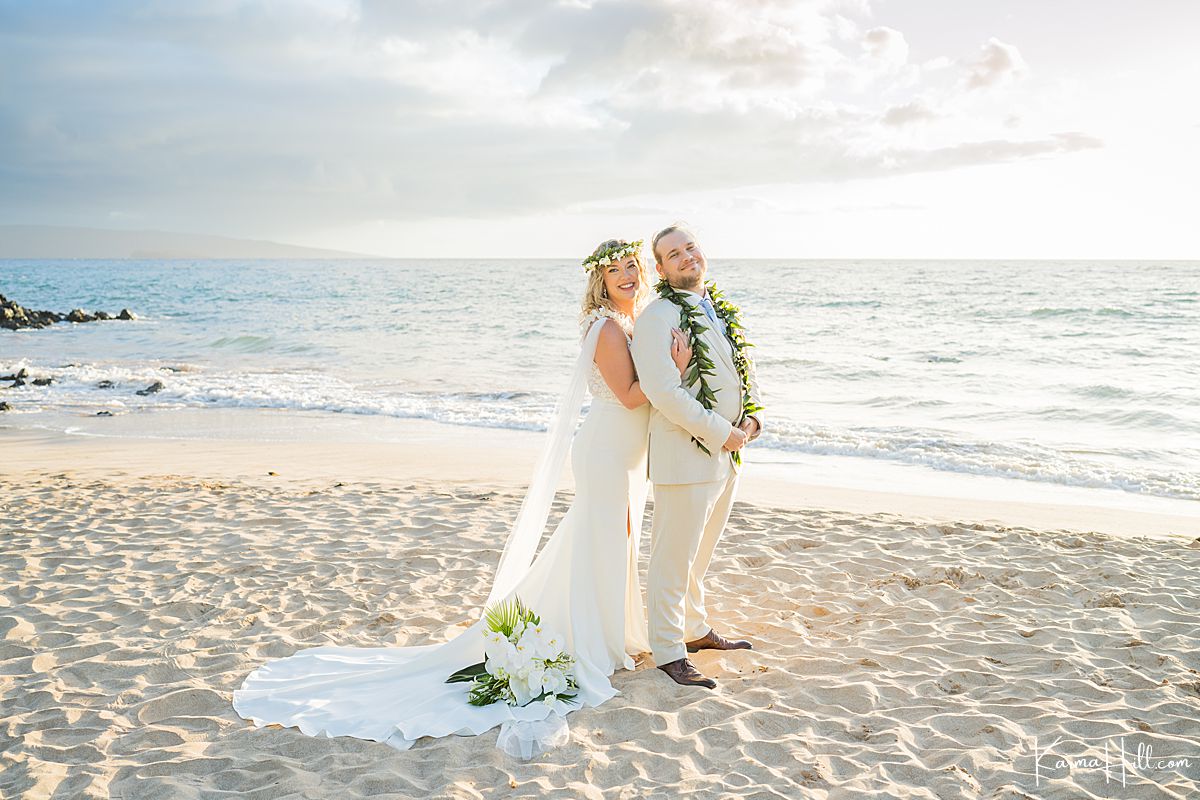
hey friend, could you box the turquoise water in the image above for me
[2,258,1198,502]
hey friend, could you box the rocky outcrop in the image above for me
[1,294,136,330]
[1,298,60,329]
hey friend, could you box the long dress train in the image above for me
[232,311,651,749]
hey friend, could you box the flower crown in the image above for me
[581,239,643,272]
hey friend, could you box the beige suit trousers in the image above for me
[647,470,740,665]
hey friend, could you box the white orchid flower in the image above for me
[541,667,568,695]
[510,641,536,673]
[483,631,516,675]
[511,675,536,706]
[531,630,560,660]
[526,663,546,693]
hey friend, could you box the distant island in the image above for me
[0,225,372,259]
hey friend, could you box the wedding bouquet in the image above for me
[446,596,579,708]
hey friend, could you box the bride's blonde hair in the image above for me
[580,239,651,318]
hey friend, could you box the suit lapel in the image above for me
[697,303,736,374]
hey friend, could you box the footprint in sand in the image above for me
[136,687,227,724]
[0,615,36,641]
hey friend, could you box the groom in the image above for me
[630,224,763,689]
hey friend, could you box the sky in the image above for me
[1,0,1197,258]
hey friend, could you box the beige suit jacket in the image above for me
[631,292,763,485]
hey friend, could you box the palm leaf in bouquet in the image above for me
[445,661,488,683]
[483,595,538,636]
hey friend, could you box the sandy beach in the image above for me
[2,424,1199,799]
[6,0,1200,795]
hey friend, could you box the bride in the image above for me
[232,238,692,750]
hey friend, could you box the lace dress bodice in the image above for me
[581,308,635,405]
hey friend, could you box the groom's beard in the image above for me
[669,274,703,292]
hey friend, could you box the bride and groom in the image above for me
[232,224,764,750]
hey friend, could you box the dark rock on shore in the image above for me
[96,410,114,417]
[0,401,10,412]
[97,380,115,389]
[1,293,137,331]
[2,368,56,389]
[136,381,164,396]
[1,297,60,329]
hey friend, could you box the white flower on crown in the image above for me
[581,238,644,272]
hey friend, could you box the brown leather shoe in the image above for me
[685,628,753,653]
[657,657,717,689]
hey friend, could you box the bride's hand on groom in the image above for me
[670,328,692,378]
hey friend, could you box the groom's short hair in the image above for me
[651,223,696,265]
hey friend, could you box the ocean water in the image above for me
[2,259,1198,505]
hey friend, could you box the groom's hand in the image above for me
[739,416,760,441]
[723,426,748,452]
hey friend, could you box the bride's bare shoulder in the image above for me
[579,306,635,338]
[594,316,631,354]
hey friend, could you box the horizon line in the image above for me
[2,256,1197,262]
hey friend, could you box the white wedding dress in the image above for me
[232,309,652,750]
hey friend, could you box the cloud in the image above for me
[882,100,937,126]
[862,26,908,67]
[713,196,784,213]
[963,37,1027,90]
[0,1,1095,239]
[566,203,674,217]
[877,132,1103,174]
[524,0,846,113]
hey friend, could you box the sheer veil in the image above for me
[484,315,608,608]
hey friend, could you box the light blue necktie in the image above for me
[699,296,719,326]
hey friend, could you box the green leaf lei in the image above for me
[655,278,765,465]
